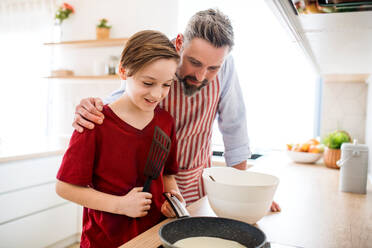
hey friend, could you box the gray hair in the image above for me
[183,8,234,51]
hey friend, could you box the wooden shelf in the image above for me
[44,38,128,47]
[45,75,120,80]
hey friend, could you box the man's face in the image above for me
[176,37,230,96]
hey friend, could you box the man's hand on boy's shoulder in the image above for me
[73,97,105,132]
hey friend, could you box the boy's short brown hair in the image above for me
[120,30,179,77]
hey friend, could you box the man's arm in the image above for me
[72,83,125,132]
[217,55,251,167]
[232,161,247,170]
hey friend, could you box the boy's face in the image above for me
[175,36,230,96]
[123,59,178,112]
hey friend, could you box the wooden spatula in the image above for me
[142,126,172,192]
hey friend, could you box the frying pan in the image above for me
[159,194,266,248]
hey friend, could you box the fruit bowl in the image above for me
[286,150,322,164]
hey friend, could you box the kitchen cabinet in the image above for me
[0,146,80,248]
[265,0,372,75]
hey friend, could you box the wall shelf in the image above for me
[45,75,120,80]
[44,38,128,48]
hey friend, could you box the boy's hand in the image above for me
[161,190,185,218]
[117,187,152,218]
[73,97,105,133]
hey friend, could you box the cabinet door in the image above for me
[0,182,65,224]
[0,203,78,248]
[0,155,62,194]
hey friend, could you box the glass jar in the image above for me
[106,56,119,75]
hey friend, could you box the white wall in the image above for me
[48,0,179,137]
[321,81,367,143]
[60,0,179,41]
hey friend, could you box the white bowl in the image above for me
[286,150,322,164]
[202,167,279,224]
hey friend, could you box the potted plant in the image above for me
[96,18,111,40]
[322,130,351,169]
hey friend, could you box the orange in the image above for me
[300,143,311,152]
[308,138,320,145]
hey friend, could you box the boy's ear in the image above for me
[175,34,183,53]
[118,65,127,80]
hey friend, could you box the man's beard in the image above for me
[176,74,209,96]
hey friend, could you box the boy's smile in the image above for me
[123,58,178,112]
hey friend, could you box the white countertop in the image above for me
[0,136,68,163]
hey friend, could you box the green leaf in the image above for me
[322,130,351,149]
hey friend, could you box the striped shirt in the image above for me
[105,55,251,204]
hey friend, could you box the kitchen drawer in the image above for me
[0,203,78,248]
[0,155,62,194]
[0,182,66,224]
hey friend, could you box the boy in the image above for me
[56,30,183,247]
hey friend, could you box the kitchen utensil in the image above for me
[143,126,171,192]
[337,139,369,194]
[202,167,279,224]
[160,194,266,248]
[163,193,190,218]
[209,175,216,182]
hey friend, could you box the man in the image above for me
[73,9,280,211]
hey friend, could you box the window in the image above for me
[178,1,318,153]
[0,0,53,141]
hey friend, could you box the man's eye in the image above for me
[163,84,171,87]
[190,60,200,66]
[143,82,152,86]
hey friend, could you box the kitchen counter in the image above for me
[121,151,372,248]
[0,136,67,163]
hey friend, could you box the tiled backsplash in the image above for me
[321,80,367,143]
